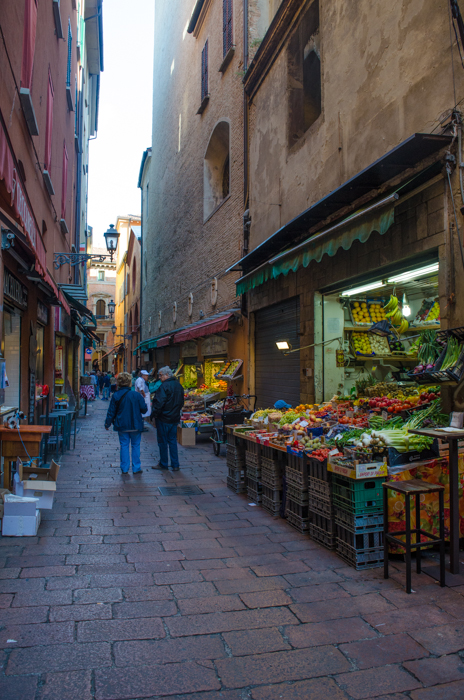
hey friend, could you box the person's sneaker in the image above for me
[171,467,180,471]
[152,463,168,470]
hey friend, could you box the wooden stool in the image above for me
[383,479,446,593]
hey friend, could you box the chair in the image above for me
[383,478,446,593]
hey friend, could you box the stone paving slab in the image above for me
[0,399,463,698]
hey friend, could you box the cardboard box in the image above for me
[17,459,60,510]
[2,509,41,536]
[177,426,196,446]
[4,494,40,517]
[328,457,388,480]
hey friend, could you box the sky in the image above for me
[87,0,155,247]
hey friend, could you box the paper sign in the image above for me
[382,411,388,421]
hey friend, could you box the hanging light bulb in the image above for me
[402,293,411,317]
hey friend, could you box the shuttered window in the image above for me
[61,141,68,220]
[201,40,208,102]
[66,19,72,87]
[44,70,54,172]
[21,0,38,90]
[254,297,301,410]
[223,0,233,57]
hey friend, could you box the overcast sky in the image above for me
[87,0,155,246]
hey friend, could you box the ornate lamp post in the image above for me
[54,224,120,268]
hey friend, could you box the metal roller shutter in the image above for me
[254,297,300,409]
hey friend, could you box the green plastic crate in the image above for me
[332,474,384,515]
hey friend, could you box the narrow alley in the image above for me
[1,403,464,700]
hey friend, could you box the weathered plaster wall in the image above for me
[248,0,464,249]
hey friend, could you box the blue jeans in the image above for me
[156,420,179,469]
[118,431,142,473]
[103,386,110,400]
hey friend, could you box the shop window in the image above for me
[66,19,72,88]
[96,299,106,317]
[204,121,230,220]
[288,0,321,148]
[98,270,105,281]
[2,311,21,408]
[44,69,54,172]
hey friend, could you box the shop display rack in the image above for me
[286,482,309,506]
[286,498,310,533]
[308,493,333,519]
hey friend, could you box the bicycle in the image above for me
[211,394,257,456]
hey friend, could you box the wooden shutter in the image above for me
[66,19,72,87]
[223,0,233,57]
[44,70,54,172]
[21,0,38,90]
[201,40,208,101]
[61,141,68,220]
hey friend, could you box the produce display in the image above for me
[414,299,440,324]
[383,295,409,334]
[351,301,386,325]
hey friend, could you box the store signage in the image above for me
[85,347,92,356]
[181,341,197,358]
[54,306,72,336]
[3,269,28,308]
[37,300,49,325]
[55,346,63,372]
[201,335,228,356]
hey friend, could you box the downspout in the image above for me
[243,0,249,209]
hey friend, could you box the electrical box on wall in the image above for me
[302,368,313,377]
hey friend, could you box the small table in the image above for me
[0,425,52,490]
[408,428,464,575]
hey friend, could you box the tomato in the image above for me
[387,406,395,413]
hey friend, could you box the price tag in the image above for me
[299,420,309,427]
[329,448,339,456]
[382,411,388,421]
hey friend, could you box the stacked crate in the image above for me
[332,473,384,569]
[245,440,262,503]
[307,457,336,550]
[261,446,285,516]
[285,453,309,533]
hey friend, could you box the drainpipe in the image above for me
[243,0,249,208]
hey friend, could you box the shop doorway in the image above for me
[2,310,21,407]
[254,297,301,409]
[319,256,440,401]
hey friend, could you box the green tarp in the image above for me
[236,206,395,296]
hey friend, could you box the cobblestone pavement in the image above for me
[1,401,464,699]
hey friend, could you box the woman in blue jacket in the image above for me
[104,372,147,474]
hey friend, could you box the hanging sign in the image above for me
[200,335,228,357]
[3,268,28,308]
[181,341,197,358]
[55,346,63,371]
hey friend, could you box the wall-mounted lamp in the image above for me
[276,340,292,351]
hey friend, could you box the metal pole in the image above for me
[448,437,460,574]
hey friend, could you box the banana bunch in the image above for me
[384,295,399,315]
[383,294,409,334]
[398,318,409,334]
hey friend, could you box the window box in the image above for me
[197,93,210,115]
[66,85,74,111]
[52,0,64,40]
[219,45,235,74]
[60,219,69,235]
[19,88,39,136]
[42,170,55,197]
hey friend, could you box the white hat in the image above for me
[140,370,149,375]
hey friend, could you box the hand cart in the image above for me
[211,394,257,456]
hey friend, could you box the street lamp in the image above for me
[111,324,117,335]
[54,223,120,268]
[103,225,120,260]
[108,300,116,318]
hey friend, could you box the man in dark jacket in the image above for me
[151,366,184,471]
[105,372,147,474]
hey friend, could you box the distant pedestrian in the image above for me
[104,372,147,475]
[110,373,117,394]
[135,369,151,417]
[102,372,111,400]
[90,371,98,398]
[151,366,184,471]
[97,371,104,398]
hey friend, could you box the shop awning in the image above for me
[157,336,171,347]
[232,132,452,291]
[236,195,397,296]
[101,344,123,360]
[61,289,96,326]
[173,312,236,343]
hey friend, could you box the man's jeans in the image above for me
[118,431,142,473]
[102,386,110,400]
[156,420,179,469]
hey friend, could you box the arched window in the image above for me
[96,299,106,317]
[204,121,230,220]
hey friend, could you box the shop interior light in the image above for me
[340,281,384,297]
[276,340,292,351]
[387,263,439,284]
[402,293,411,317]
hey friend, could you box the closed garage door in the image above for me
[254,297,300,409]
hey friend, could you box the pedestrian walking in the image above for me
[151,366,184,471]
[97,371,104,398]
[135,369,151,417]
[102,372,111,400]
[110,373,117,394]
[104,371,147,475]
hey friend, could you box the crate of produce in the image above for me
[337,523,383,550]
[262,484,282,517]
[334,508,384,533]
[308,493,333,519]
[286,498,310,533]
[261,466,283,489]
[332,475,383,514]
[286,464,308,488]
[286,482,309,505]
[307,457,330,481]
[387,440,439,467]
[336,539,384,570]
[247,476,262,504]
